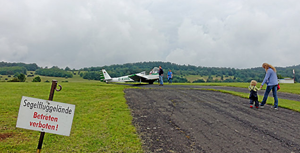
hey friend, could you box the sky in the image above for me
[1,0,300,69]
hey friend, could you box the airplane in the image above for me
[101,67,159,84]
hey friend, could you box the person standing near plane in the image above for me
[167,69,173,84]
[158,66,164,86]
[149,69,153,74]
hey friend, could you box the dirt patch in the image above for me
[125,88,300,153]
[0,133,13,141]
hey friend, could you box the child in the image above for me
[248,80,261,108]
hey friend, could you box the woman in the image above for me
[260,63,279,109]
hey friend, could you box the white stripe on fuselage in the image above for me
[110,76,133,82]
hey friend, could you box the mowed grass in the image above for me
[0,82,142,152]
[205,89,300,112]
[185,75,234,82]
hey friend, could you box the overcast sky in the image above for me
[1,0,299,69]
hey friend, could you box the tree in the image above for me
[193,79,205,83]
[277,74,284,79]
[206,75,214,82]
[32,76,41,82]
[14,72,20,78]
[35,67,73,78]
[18,73,26,82]
[65,67,71,71]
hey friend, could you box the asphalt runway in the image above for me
[125,85,300,153]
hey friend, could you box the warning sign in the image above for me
[16,96,75,136]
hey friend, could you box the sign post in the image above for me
[16,80,75,153]
[37,80,61,153]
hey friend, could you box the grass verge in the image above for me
[170,82,300,95]
[203,88,300,112]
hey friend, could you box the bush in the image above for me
[8,78,20,82]
[18,73,26,82]
[171,76,188,83]
[32,76,41,82]
[193,79,205,83]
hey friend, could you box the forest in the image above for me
[1,61,299,83]
[80,61,300,83]
[35,67,73,78]
[0,66,27,75]
[0,61,38,71]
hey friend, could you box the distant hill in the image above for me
[1,61,299,83]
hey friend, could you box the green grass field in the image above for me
[0,82,142,152]
[1,80,300,152]
[0,71,95,83]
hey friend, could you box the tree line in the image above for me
[35,67,73,78]
[0,66,27,75]
[0,61,38,71]
[1,61,300,83]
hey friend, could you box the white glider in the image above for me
[101,67,159,84]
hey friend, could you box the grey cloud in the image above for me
[0,0,300,69]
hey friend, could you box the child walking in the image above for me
[248,80,261,108]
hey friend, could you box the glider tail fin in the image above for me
[101,69,112,81]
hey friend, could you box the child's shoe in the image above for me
[256,106,259,109]
[250,105,253,108]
